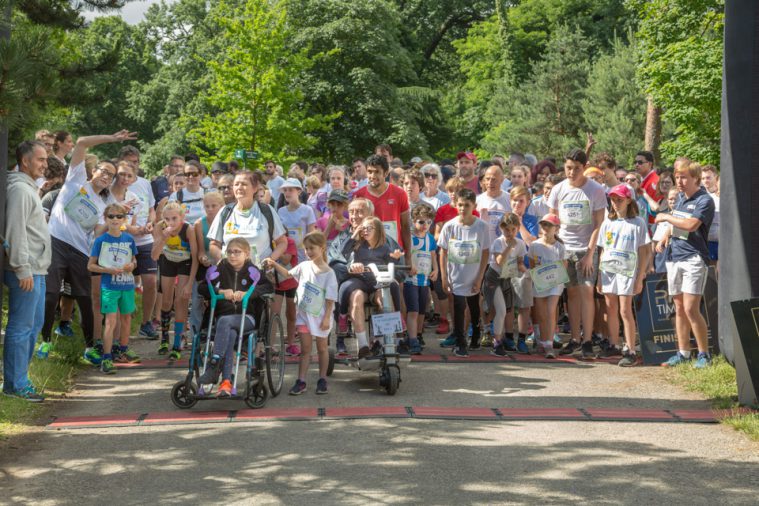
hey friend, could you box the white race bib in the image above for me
[671,211,691,240]
[64,189,100,230]
[413,251,433,276]
[99,242,134,286]
[298,281,326,317]
[485,209,505,237]
[560,200,591,226]
[500,256,518,279]
[448,239,480,265]
[382,220,399,243]
[531,261,569,293]
[599,248,637,278]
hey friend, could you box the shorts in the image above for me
[600,272,635,296]
[101,288,136,314]
[707,241,719,261]
[60,281,73,298]
[666,255,708,296]
[295,316,329,339]
[158,255,192,278]
[46,237,92,297]
[566,248,599,287]
[511,272,533,308]
[275,287,297,298]
[482,267,514,313]
[134,243,158,275]
[403,283,430,314]
[431,274,447,299]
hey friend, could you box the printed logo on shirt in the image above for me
[388,199,395,205]
[225,221,240,235]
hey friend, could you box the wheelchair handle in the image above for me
[206,282,256,308]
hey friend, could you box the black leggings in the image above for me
[42,293,95,347]
[338,276,401,315]
[453,294,480,348]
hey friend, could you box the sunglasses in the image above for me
[107,214,125,220]
[415,219,432,226]
[184,172,200,177]
[634,160,647,165]
[217,185,230,191]
[423,173,438,179]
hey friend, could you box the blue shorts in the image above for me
[707,241,718,261]
[403,283,430,314]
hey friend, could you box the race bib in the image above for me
[99,242,134,287]
[500,256,518,279]
[671,211,691,240]
[288,227,304,248]
[599,248,637,278]
[383,221,399,243]
[298,281,326,317]
[531,261,569,293]
[64,189,100,230]
[162,247,191,263]
[485,209,505,237]
[413,251,433,276]
[448,239,480,265]
[560,200,591,226]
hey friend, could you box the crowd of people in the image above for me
[3,129,718,402]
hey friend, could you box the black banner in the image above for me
[729,299,759,403]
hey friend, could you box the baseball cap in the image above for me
[328,188,350,203]
[608,183,633,200]
[279,177,302,190]
[539,213,560,227]
[456,151,477,163]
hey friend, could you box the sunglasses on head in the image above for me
[107,214,125,220]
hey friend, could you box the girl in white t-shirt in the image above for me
[264,231,337,396]
[277,178,316,262]
[596,184,651,367]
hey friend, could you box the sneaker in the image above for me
[316,378,328,395]
[618,352,640,367]
[285,344,301,357]
[480,331,494,348]
[83,347,103,366]
[661,352,690,367]
[453,346,469,358]
[525,333,536,346]
[418,335,426,348]
[469,340,481,351]
[336,336,347,354]
[581,340,595,359]
[4,384,44,403]
[111,347,122,362]
[94,341,104,355]
[54,322,74,338]
[217,379,233,397]
[138,322,158,340]
[559,339,580,356]
[358,346,371,359]
[115,348,141,363]
[198,358,222,385]
[36,342,51,360]
[425,314,440,328]
[409,340,422,355]
[503,338,517,352]
[158,341,169,355]
[553,334,563,349]
[545,349,556,359]
[338,314,349,333]
[491,343,509,357]
[591,333,604,347]
[370,340,383,356]
[597,345,622,358]
[693,353,712,369]
[516,340,530,354]
[101,359,116,374]
[169,348,181,361]
[397,340,411,355]
[439,335,457,348]
[289,379,307,395]
[436,319,450,335]
[598,337,611,352]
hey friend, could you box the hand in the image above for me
[389,249,403,260]
[219,289,234,300]
[409,266,418,277]
[112,130,138,142]
[110,267,122,275]
[349,262,364,274]
[471,277,482,295]
[18,277,34,292]
[320,315,331,331]
[144,222,154,234]
[261,258,274,269]
[429,269,438,282]
[596,284,603,295]
[585,132,596,151]
[655,239,667,254]
[121,262,135,273]
[181,281,193,299]
[199,254,211,267]
[442,282,451,295]
[655,213,668,224]
[40,180,57,192]
[634,278,644,296]
[579,251,594,277]
[161,226,175,238]
[233,290,246,302]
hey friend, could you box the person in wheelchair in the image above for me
[196,238,262,397]
[338,216,403,359]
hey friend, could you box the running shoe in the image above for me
[480,330,494,348]
[54,322,74,338]
[397,340,411,355]
[453,346,469,358]
[358,346,371,359]
[36,342,51,360]
[545,349,556,359]
[168,348,181,361]
[158,341,169,355]
[198,358,221,385]
[83,347,102,366]
[370,340,383,356]
[661,352,690,367]
[436,318,450,335]
[217,379,233,397]
[115,349,141,363]
[516,340,530,354]
[94,341,104,355]
[469,339,481,351]
[338,314,349,333]
[100,359,116,374]
[285,344,301,357]
[559,339,580,356]
[618,352,640,367]
[503,337,517,352]
[409,340,422,355]
[553,334,563,349]
[316,378,328,395]
[424,314,440,328]
[693,353,712,369]
[4,384,44,403]
[525,333,536,347]
[439,335,457,348]
[418,335,426,348]
[491,343,509,357]
[581,340,595,359]
[138,322,158,340]
[336,336,347,354]
[289,379,307,395]
[597,345,622,358]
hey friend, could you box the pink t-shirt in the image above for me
[315,211,349,240]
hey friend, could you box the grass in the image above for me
[666,355,759,442]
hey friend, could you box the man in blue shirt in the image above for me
[655,159,715,368]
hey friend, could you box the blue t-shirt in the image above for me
[667,187,714,263]
[406,233,437,287]
[90,232,138,291]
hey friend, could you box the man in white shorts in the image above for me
[656,159,715,368]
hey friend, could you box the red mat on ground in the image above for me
[584,408,676,421]
[671,409,717,422]
[324,406,409,419]
[49,413,142,428]
[498,408,587,420]
[412,406,498,419]
[142,410,231,424]
[235,407,319,420]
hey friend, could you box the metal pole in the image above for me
[0,0,13,335]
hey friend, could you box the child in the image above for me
[315,189,350,240]
[438,188,489,357]
[277,178,316,262]
[485,213,528,356]
[272,231,300,356]
[305,175,327,218]
[597,184,651,366]
[264,232,338,395]
[192,191,225,338]
[87,204,141,373]
[197,238,262,397]
[530,214,568,358]
[404,204,438,355]
[151,202,198,360]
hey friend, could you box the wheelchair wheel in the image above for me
[265,313,285,397]
[384,365,400,396]
[244,375,268,409]
[171,380,198,409]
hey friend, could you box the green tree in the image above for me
[628,0,723,165]
[484,25,591,157]
[187,0,335,163]
[582,35,646,166]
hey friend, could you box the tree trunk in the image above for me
[644,95,662,166]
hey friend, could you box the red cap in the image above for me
[539,213,560,227]
[608,183,633,200]
[456,151,477,162]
